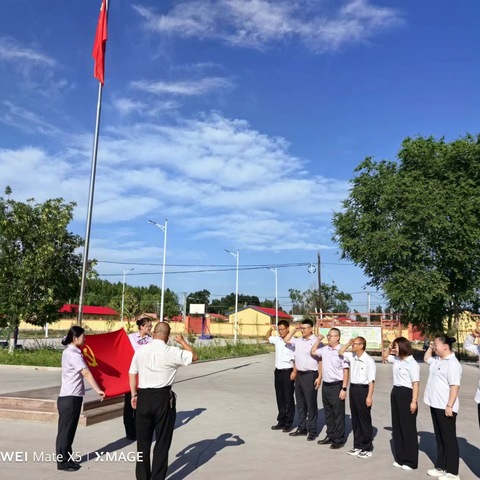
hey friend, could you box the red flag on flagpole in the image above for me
[92,0,108,84]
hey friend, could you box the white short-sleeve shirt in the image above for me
[314,344,349,383]
[386,354,420,388]
[129,339,193,388]
[463,334,480,404]
[269,336,295,370]
[343,351,376,384]
[423,353,462,412]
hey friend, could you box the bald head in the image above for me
[153,322,170,340]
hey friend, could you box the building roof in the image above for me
[59,304,119,316]
[231,305,291,319]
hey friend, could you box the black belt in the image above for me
[350,383,369,388]
[323,381,342,386]
[276,367,294,371]
[139,386,172,391]
[297,370,317,375]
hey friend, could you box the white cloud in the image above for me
[0,111,349,251]
[0,101,61,136]
[0,37,56,66]
[133,0,402,52]
[130,77,233,96]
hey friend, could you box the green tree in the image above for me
[0,188,83,351]
[287,284,352,316]
[333,135,480,332]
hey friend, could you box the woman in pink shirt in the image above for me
[124,317,153,440]
[56,326,105,471]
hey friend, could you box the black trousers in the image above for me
[322,382,345,445]
[391,386,418,468]
[430,407,459,475]
[136,387,176,480]
[350,384,373,451]
[55,396,83,465]
[124,392,136,439]
[274,368,295,428]
[295,371,318,434]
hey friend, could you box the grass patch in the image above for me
[0,340,274,367]
[196,341,273,361]
[0,347,62,367]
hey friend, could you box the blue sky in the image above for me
[1,0,479,314]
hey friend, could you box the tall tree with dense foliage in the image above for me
[0,188,83,350]
[333,135,480,332]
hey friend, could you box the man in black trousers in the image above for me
[283,319,319,441]
[129,322,198,480]
[266,321,296,432]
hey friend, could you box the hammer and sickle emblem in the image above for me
[83,345,98,367]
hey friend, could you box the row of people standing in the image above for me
[267,320,480,480]
[266,319,376,458]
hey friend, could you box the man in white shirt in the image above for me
[463,326,480,428]
[266,321,296,432]
[339,336,376,459]
[129,322,198,480]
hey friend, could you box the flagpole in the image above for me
[77,82,104,326]
[78,0,109,326]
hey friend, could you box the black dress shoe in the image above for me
[271,424,285,430]
[317,437,333,445]
[289,429,308,437]
[307,433,316,441]
[282,427,293,433]
[330,443,344,449]
[57,462,81,471]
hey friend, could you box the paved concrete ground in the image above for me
[0,355,479,480]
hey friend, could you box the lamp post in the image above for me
[224,249,239,344]
[121,268,135,327]
[268,267,278,326]
[148,219,168,322]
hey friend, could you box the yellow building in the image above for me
[226,306,292,337]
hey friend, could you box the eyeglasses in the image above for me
[327,334,339,338]
[351,342,363,345]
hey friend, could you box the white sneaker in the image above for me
[348,448,362,456]
[358,450,373,459]
[439,474,460,480]
[393,462,402,468]
[427,469,444,477]
[402,465,413,471]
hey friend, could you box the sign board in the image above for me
[318,325,383,350]
[189,303,205,315]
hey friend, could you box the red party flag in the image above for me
[82,329,134,397]
[92,0,108,84]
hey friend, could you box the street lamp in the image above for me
[267,267,278,326]
[121,268,135,327]
[148,219,168,322]
[224,249,239,344]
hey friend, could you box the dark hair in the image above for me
[301,319,314,327]
[62,326,85,346]
[435,334,456,350]
[393,336,413,358]
[356,336,367,350]
[329,327,341,338]
[136,317,152,329]
[277,320,289,329]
